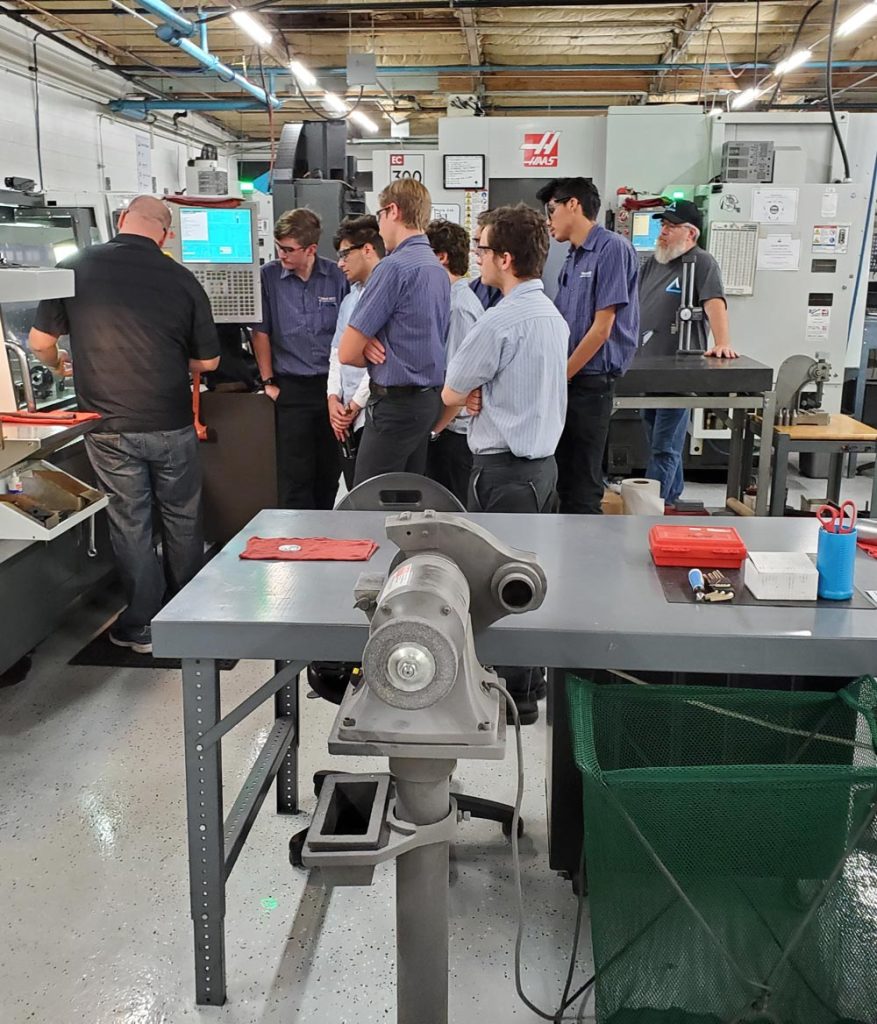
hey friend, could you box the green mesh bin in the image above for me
[567,676,877,1024]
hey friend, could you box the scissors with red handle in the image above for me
[817,501,857,534]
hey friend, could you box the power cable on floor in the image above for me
[487,679,595,1023]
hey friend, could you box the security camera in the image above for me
[4,177,37,193]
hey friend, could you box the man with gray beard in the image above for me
[636,199,737,506]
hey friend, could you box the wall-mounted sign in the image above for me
[443,154,485,190]
[389,152,425,183]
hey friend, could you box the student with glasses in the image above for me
[536,176,640,515]
[326,216,385,488]
[338,179,450,485]
[435,204,568,725]
[252,209,349,509]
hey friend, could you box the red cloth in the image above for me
[0,410,101,425]
[240,536,379,561]
[857,539,877,560]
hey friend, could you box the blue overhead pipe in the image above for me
[111,98,265,111]
[133,0,280,108]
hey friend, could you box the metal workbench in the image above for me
[153,510,877,1005]
[616,354,776,514]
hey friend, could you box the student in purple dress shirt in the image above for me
[338,179,450,486]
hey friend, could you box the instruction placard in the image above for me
[811,224,849,254]
[752,187,799,225]
[757,234,800,271]
[806,305,832,343]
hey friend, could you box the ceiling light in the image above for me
[731,87,762,110]
[774,49,812,76]
[289,59,316,88]
[838,1,877,37]
[323,91,349,114]
[231,9,272,47]
[348,110,378,133]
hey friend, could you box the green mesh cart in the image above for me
[567,676,877,1024]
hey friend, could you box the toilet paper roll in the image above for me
[621,477,664,516]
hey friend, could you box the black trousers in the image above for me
[426,429,472,508]
[467,452,557,698]
[556,373,616,515]
[353,388,442,487]
[275,374,341,510]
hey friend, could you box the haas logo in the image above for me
[522,132,559,168]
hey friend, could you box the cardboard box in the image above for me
[601,488,624,516]
[744,551,818,601]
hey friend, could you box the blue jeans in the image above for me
[642,408,690,505]
[85,426,205,629]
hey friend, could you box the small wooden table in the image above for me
[769,413,877,515]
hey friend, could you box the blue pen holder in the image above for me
[816,526,857,600]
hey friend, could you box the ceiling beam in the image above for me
[654,2,710,97]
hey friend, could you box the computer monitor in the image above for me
[178,207,254,265]
[630,211,663,252]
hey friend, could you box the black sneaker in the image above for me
[109,625,153,655]
[506,695,538,727]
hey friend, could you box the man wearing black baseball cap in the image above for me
[635,199,737,507]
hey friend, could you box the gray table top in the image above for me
[153,511,877,677]
[618,354,773,395]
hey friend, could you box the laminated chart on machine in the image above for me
[707,222,759,295]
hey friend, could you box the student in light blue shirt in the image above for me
[437,204,568,727]
[326,216,385,488]
[424,218,485,505]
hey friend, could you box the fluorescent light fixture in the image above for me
[348,110,378,133]
[774,48,812,76]
[323,91,349,114]
[230,9,272,47]
[289,59,316,88]
[838,1,877,36]
[731,87,762,109]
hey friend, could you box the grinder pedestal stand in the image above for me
[301,511,547,1024]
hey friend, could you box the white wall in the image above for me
[0,18,237,239]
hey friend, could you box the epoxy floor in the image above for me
[0,590,594,1024]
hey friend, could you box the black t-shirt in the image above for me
[636,247,726,358]
[34,233,219,432]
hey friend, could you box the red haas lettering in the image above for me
[522,131,560,168]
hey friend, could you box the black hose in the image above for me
[31,39,45,192]
[827,0,852,180]
[767,0,821,110]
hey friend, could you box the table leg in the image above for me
[182,658,227,1005]
[770,432,788,516]
[274,659,300,814]
[870,448,877,516]
[756,391,777,516]
[725,408,745,506]
[827,451,844,505]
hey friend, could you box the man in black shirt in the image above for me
[29,195,220,654]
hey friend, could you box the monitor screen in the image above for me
[630,211,663,252]
[179,207,253,265]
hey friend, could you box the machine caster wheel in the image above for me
[502,817,525,839]
[289,828,308,868]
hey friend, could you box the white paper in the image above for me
[443,154,484,189]
[757,234,800,271]
[751,187,799,225]
[135,132,152,193]
[821,187,838,218]
[806,306,832,342]
[431,204,461,224]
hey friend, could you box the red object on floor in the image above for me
[0,410,101,425]
[240,536,379,561]
[857,539,877,559]
[649,524,748,568]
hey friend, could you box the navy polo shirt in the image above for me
[553,224,640,378]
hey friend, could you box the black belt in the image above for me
[370,384,438,397]
[472,452,552,467]
[569,372,617,385]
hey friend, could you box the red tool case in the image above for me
[648,524,748,568]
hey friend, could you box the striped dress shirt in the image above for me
[445,279,568,459]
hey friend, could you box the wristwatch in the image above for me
[259,376,277,387]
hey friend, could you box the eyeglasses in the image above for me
[545,198,572,217]
[659,220,689,231]
[375,205,393,221]
[337,243,364,262]
[473,244,498,260]
[276,241,306,255]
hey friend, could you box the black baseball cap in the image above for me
[652,199,702,232]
